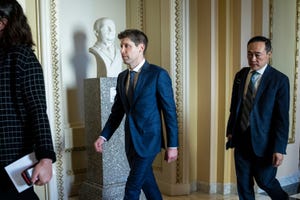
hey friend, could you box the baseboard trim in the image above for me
[196,172,300,195]
[157,180,191,196]
[197,181,237,195]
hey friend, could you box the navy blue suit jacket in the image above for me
[226,65,290,157]
[101,61,179,157]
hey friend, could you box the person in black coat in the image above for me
[0,0,56,199]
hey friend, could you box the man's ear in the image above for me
[138,43,145,54]
[267,50,272,58]
[0,18,8,31]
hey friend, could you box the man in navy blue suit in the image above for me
[94,29,178,200]
[226,36,289,200]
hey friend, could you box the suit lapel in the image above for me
[254,65,272,102]
[119,70,130,108]
[132,61,150,105]
[238,68,250,101]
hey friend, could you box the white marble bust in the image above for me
[89,17,123,77]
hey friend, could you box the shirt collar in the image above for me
[129,59,145,73]
[250,64,267,75]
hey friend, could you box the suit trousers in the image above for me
[234,128,288,200]
[124,144,162,200]
[0,167,39,200]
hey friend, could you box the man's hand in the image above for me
[272,153,284,167]
[31,158,53,186]
[94,137,105,153]
[226,134,233,150]
[164,148,178,163]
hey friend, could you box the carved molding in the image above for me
[138,0,144,30]
[49,0,65,199]
[293,0,300,143]
[127,0,144,30]
[173,0,184,184]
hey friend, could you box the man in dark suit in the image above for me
[94,29,178,200]
[226,36,289,200]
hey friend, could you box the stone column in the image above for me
[79,78,129,200]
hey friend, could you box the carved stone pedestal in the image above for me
[79,78,129,200]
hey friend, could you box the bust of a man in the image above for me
[89,17,123,77]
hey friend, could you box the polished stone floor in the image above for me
[162,192,269,200]
[70,182,300,199]
[162,192,300,200]
[162,183,300,200]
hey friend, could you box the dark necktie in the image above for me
[240,71,259,131]
[127,71,136,106]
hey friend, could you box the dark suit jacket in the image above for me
[226,65,290,157]
[101,61,179,157]
[0,45,56,166]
